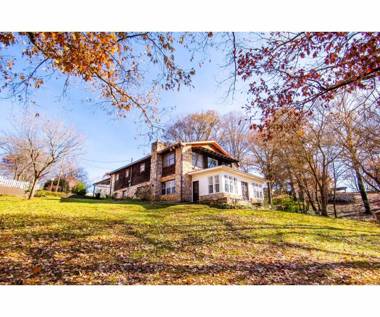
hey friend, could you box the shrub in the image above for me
[71,182,87,196]
[273,195,300,212]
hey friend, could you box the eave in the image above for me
[187,165,266,183]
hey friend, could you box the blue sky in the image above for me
[0,41,249,184]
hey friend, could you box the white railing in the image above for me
[0,176,30,190]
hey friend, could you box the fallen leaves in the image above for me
[0,196,380,285]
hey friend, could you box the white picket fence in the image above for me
[0,176,30,190]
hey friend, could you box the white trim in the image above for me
[188,165,265,183]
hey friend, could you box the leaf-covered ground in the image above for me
[1,196,380,285]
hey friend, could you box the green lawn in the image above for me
[1,196,380,285]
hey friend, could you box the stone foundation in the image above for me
[199,192,263,206]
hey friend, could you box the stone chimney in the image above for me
[150,140,167,200]
[151,140,167,153]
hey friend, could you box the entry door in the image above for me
[192,181,199,202]
[241,181,249,200]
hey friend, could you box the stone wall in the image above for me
[113,181,151,199]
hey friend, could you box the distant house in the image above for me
[95,141,265,205]
[92,177,111,198]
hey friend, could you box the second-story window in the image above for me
[115,174,119,181]
[207,157,218,168]
[140,163,145,173]
[125,169,129,178]
[192,152,204,168]
[163,152,175,167]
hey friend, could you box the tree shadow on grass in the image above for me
[2,206,380,285]
[60,197,179,210]
[2,251,380,285]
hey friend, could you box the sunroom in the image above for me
[188,165,266,205]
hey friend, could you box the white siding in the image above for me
[192,170,264,201]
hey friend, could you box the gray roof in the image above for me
[108,154,151,174]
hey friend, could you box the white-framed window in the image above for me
[224,175,229,192]
[115,174,119,181]
[224,175,236,193]
[192,152,204,168]
[140,162,145,173]
[208,175,221,194]
[125,169,129,178]
[207,157,218,168]
[208,176,214,194]
[252,182,263,199]
[214,175,220,193]
[161,180,176,195]
[163,152,175,167]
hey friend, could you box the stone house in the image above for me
[103,141,266,205]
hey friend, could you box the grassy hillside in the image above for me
[0,196,380,284]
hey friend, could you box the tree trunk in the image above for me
[267,181,273,208]
[28,177,38,200]
[320,187,328,217]
[333,187,337,218]
[55,174,62,192]
[355,169,371,215]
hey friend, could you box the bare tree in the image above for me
[163,110,220,142]
[0,114,83,199]
[330,94,377,214]
[217,112,252,171]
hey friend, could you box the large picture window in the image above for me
[163,152,175,167]
[161,180,176,195]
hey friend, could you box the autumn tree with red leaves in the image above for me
[236,32,380,125]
